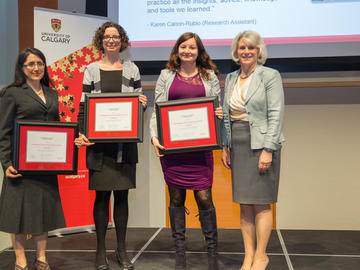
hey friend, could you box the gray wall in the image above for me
[0,0,19,88]
[107,0,118,22]
[58,0,85,13]
[0,0,18,251]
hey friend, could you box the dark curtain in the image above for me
[86,0,107,17]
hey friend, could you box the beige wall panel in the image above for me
[277,104,360,230]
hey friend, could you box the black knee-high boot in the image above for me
[169,206,186,270]
[199,208,219,270]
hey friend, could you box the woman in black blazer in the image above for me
[0,48,65,270]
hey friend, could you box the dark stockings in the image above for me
[168,186,214,210]
[194,188,214,210]
[93,190,130,266]
[93,191,110,266]
[113,190,131,263]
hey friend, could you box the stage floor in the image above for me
[0,228,359,270]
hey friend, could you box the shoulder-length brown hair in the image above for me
[93,21,130,53]
[0,48,53,96]
[166,32,218,80]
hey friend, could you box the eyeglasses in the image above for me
[23,62,45,69]
[103,35,121,41]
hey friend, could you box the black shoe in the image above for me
[175,251,186,270]
[95,264,110,270]
[95,258,110,270]
[207,254,219,270]
[115,249,134,270]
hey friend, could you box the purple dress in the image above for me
[160,73,214,190]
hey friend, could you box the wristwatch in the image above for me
[263,148,274,153]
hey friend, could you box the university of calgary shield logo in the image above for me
[51,18,61,32]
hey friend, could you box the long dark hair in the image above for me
[0,48,54,96]
[166,32,219,80]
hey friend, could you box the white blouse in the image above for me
[229,74,253,121]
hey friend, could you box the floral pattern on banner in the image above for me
[48,44,102,122]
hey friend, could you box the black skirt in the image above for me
[88,143,136,191]
[0,174,65,234]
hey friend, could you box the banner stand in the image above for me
[34,7,110,234]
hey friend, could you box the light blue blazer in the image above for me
[150,69,220,138]
[222,65,285,150]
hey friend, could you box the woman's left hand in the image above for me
[5,166,22,179]
[258,149,273,173]
[215,106,223,119]
[139,94,147,108]
[221,147,231,169]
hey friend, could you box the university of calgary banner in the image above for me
[34,8,108,231]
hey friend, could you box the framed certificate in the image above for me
[156,96,222,154]
[85,93,143,142]
[13,120,78,175]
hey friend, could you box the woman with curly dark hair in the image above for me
[0,48,65,270]
[75,22,147,270]
[149,32,222,270]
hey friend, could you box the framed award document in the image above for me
[85,93,144,142]
[13,120,78,175]
[156,96,222,154]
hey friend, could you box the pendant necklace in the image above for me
[240,68,255,79]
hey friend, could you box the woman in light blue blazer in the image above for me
[222,31,285,270]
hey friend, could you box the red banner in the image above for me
[48,45,107,229]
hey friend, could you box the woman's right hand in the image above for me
[6,166,22,179]
[221,147,231,169]
[74,133,95,148]
[152,136,165,157]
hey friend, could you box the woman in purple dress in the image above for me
[150,32,222,270]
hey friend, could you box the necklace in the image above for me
[240,68,255,79]
[33,87,44,98]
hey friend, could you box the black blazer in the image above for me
[0,84,59,171]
